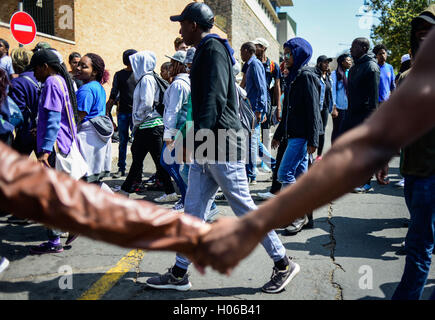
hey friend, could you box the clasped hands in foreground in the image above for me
[184,215,266,276]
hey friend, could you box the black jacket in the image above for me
[343,54,380,131]
[190,37,242,161]
[274,66,322,148]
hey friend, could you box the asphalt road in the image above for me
[1,118,434,301]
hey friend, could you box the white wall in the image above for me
[244,0,277,39]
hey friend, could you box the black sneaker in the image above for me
[146,268,192,291]
[112,170,126,179]
[145,174,157,185]
[284,215,309,236]
[262,260,300,294]
[215,194,226,201]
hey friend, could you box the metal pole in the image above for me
[18,0,23,47]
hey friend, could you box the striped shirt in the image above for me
[138,117,164,130]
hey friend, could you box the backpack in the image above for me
[135,72,169,117]
[152,71,169,116]
[236,86,257,134]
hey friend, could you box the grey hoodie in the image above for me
[129,51,161,128]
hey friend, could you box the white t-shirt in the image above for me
[0,55,15,77]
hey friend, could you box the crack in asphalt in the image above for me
[324,202,345,300]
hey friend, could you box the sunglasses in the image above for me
[284,52,292,59]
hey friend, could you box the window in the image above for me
[0,0,75,43]
[24,0,55,36]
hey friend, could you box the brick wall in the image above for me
[205,0,281,65]
[0,0,227,98]
[231,0,281,64]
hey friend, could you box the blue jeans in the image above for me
[246,124,260,180]
[117,113,132,171]
[259,140,276,170]
[278,138,309,189]
[392,175,435,300]
[160,143,187,204]
[175,161,286,270]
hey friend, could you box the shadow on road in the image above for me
[281,216,408,261]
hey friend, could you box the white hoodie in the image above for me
[129,51,161,128]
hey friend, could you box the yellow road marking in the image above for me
[78,249,145,300]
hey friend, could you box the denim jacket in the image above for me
[331,70,348,111]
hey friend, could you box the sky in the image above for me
[279,0,378,64]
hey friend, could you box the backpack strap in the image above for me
[53,76,76,143]
[22,75,41,91]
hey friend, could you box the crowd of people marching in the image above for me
[0,2,434,299]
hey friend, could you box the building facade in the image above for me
[0,0,226,96]
[205,0,297,63]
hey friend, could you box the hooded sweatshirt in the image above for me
[129,51,161,129]
[274,38,321,148]
[400,5,435,177]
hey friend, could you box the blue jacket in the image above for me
[245,55,268,114]
[331,70,348,110]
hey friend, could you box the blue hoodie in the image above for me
[283,37,313,84]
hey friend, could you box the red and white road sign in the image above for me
[10,11,37,45]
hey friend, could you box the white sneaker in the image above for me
[258,192,276,200]
[0,257,9,274]
[154,193,179,203]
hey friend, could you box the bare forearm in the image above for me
[0,142,209,254]
[242,29,435,235]
[275,79,281,109]
[242,126,396,233]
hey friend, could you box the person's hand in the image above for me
[255,112,262,124]
[192,217,263,275]
[331,106,339,119]
[376,164,390,185]
[37,153,51,168]
[271,139,280,150]
[165,139,175,151]
[307,146,317,154]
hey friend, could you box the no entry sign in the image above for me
[10,11,37,45]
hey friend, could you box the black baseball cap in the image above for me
[170,2,214,29]
[27,48,60,71]
[317,55,333,64]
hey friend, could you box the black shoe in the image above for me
[262,260,300,294]
[284,215,309,236]
[215,194,226,201]
[112,170,126,179]
[146,268,192,291]
[147,181,165,192]
[121,181,141,194]
[306,213,314,229]
[145,174,157,185]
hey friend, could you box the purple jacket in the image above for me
[9,71,40,131]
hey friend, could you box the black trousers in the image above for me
[331,109,347,144]
[122,126,175,194]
